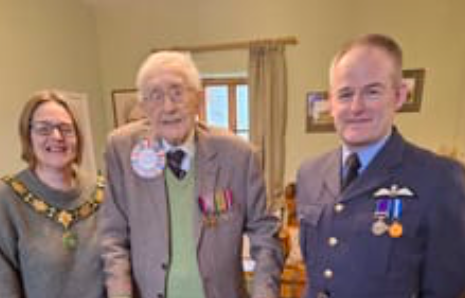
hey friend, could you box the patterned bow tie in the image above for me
[166,149,186,179]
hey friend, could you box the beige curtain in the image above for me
[248,42,288,207]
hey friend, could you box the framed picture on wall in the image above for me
[400,68,425,112]
[111,89,146,127]
[306,91,335,133]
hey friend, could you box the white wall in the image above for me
[0,0,105,174]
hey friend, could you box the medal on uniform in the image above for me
[199,189,234,227]
[373,184,415,237]
[388,198,403,238]
[198,195,217,227]
[131,138,166,178]
[389,222,403,238]
[372,218,390,236]
[371,198,391,236]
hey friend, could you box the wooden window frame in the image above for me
[201,77,248,135]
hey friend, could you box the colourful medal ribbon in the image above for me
[389,198,403,238]
[198,196,206,214]
[224,189,233,209]
[374,198,391,218]
[391,198,402,219]
[371,198,391,236]
[198,195,217,227]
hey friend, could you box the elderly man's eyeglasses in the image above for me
[30,121,76,137]
[142,85,190,105]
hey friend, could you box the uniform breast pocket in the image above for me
[351,233,393,276]
[387,216,423,280]
[388,235,423,277]
[298,204,324,264]
[349,209,394,277]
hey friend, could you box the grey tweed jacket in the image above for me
[100,120,283,298]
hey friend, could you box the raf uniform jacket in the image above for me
[100,120,283,298]
[297,129,465,298]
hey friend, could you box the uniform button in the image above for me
[334,203,344,213]
[323,269,334,279]
[157,293,164,298]
[161,263,168,270]
[328,237,338,247]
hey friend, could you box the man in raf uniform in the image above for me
[297,34,465,298]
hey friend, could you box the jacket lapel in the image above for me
[137,124,171,246]
[321,150,342,200]
[193,126,219,250]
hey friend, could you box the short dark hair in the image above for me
[330,33,403,87]
[19,90,84,168]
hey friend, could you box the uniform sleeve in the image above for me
[99,136,134,298]
[420,162,465,298]
[295,168,309,262]
[244,149,284,298]
[0,185,24,298]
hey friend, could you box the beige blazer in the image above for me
[100,120,283,298]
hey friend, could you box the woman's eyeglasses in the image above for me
[30,121,76,137]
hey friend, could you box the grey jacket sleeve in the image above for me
[0,184,24,298]
[245,149,284,298]
[420,161,465,298]
[99,136,134,298]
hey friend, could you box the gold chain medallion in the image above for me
[2,174,104,250]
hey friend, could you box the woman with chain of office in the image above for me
[0,90,105,298]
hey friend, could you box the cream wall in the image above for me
[0,0,105,174]
[3,0,464,181]
[89,0,465,183]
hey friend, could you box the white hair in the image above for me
[135,51,202,101]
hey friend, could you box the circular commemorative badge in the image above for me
[131,139,166,179]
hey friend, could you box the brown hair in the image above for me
[19,90,84,168]
[330,33,403,88]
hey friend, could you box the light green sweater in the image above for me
[165,165,205,298]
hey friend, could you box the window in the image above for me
[200,78,249,140]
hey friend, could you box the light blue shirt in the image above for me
[342,131,392,176]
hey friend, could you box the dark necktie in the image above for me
[342,153,361,190]
[166,150,186,179]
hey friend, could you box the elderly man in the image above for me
[297,34,465,298]
[100,51,283,298]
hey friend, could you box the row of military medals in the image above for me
[372,185,414,238]
[131,138,235,228]
[198,189,234,227]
